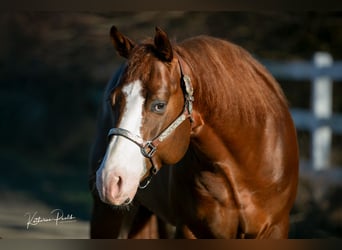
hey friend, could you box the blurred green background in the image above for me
[0,12,341,238]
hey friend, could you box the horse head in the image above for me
[96,26,193,206]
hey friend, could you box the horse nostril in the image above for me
[116,176,122,187]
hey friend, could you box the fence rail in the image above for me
[261,52,342,171]
[261,59,342,81]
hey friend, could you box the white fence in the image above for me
[261,52,342,171]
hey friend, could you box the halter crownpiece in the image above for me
[183,74,194,116]
[107,57,194,189]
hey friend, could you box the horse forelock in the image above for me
[123,39,173,84]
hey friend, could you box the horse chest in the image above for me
[136,165,179,225]
[171,168,241,238]
[137,160,241,237]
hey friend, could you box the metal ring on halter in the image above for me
[139,173,153,189]
[138,158,157,189]
[141,141,157,158]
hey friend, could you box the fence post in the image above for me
[311,52,333,170]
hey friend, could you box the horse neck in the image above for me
[175,40,292,169]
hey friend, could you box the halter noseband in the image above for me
[107,58,194,189]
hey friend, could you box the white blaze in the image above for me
[96,80,146,204]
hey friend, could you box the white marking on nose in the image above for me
[96,80,147,205]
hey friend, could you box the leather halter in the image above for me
[107,58,194,189]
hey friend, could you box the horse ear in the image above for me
[154,27,173,62]
[110,26,135,58]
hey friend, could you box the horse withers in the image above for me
[89,26,299,238]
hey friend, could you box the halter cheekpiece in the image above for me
[107,58,194,189]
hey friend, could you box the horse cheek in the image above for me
[160,121,191,165]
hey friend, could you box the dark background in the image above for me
[0,12,341,238]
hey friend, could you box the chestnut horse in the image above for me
[89,26,299,238]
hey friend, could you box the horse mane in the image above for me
[117,35,289,127]
[174,36,289,126]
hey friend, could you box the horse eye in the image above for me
[151,101,167,114]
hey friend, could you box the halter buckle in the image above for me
[141,141,157,158]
